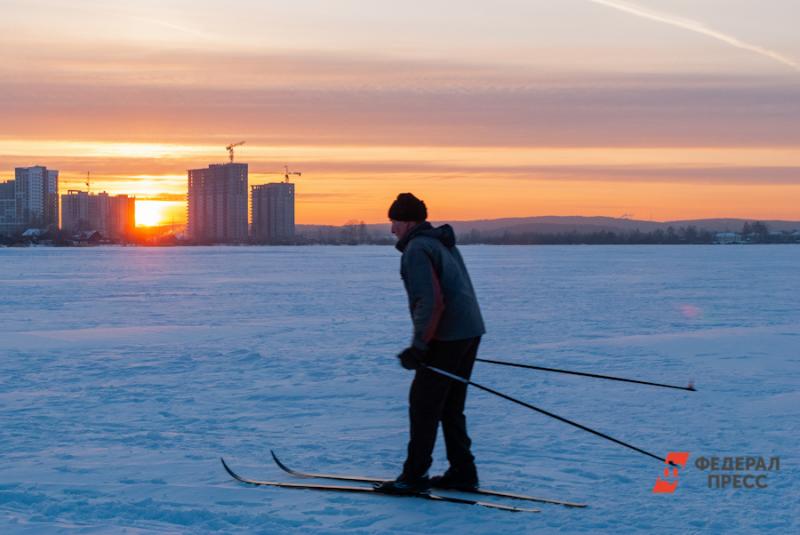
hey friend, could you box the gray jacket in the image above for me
[396,222,485,350]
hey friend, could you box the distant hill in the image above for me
[298,216,800,239]
[445,216,664,236]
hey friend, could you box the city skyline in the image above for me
[1,1,799,225]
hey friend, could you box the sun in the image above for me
[135,200,167,227]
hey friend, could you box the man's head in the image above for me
[388,193,427,241]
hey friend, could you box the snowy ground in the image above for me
[1,245,798,534]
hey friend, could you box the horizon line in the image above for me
[134,213,800,229]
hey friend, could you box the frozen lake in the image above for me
[1,245,798,533]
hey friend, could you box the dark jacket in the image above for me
[396,222,485,350]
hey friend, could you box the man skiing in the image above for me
[375,193,486,496]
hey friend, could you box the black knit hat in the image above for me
[388,193,427,222]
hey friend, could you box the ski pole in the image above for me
[476,358,696,392]
[423,364,675,466]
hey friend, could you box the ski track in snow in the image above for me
[1,245,798,534]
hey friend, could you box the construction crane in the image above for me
[281,165,302,183]
[226,141,246,163]
[85,171,91,193]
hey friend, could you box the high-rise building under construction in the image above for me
[251,182,295,244]
[61,191,135,239]
[187,163,248,243]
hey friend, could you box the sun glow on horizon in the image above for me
[3,138,795,223]
[135,200,184,227]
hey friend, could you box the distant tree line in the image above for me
[459,222,799,245]
[459,225,716,245]
[297,220,394,245]
[293,221,799,246]
[4,220,798,247]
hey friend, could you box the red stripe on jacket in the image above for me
[422,263,445,343]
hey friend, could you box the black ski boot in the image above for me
[430,464,479,491]
[373,473,431,495]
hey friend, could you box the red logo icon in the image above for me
[653,452,690,493]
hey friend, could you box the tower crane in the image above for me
[226,141,246,163]
[281,165,302,183]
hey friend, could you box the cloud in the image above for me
[495,165,800,185]
[293,163,800,185]
[0,45,514,91]
[1,72,798,148]
[586,0,800,72]
[15,154,800,189]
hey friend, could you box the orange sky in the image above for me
[1,2,799,226]
[3,140,799,225]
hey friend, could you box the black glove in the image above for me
[397,346,426,370]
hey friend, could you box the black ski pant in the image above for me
[402,336,481,479]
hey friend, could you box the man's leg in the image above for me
[401,341,454,479]
[439,337,480,486]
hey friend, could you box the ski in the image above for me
[270,450,587,508]
[220,458,539,513]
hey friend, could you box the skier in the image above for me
[375,193,486,496]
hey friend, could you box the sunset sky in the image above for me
[1,0,798,225]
